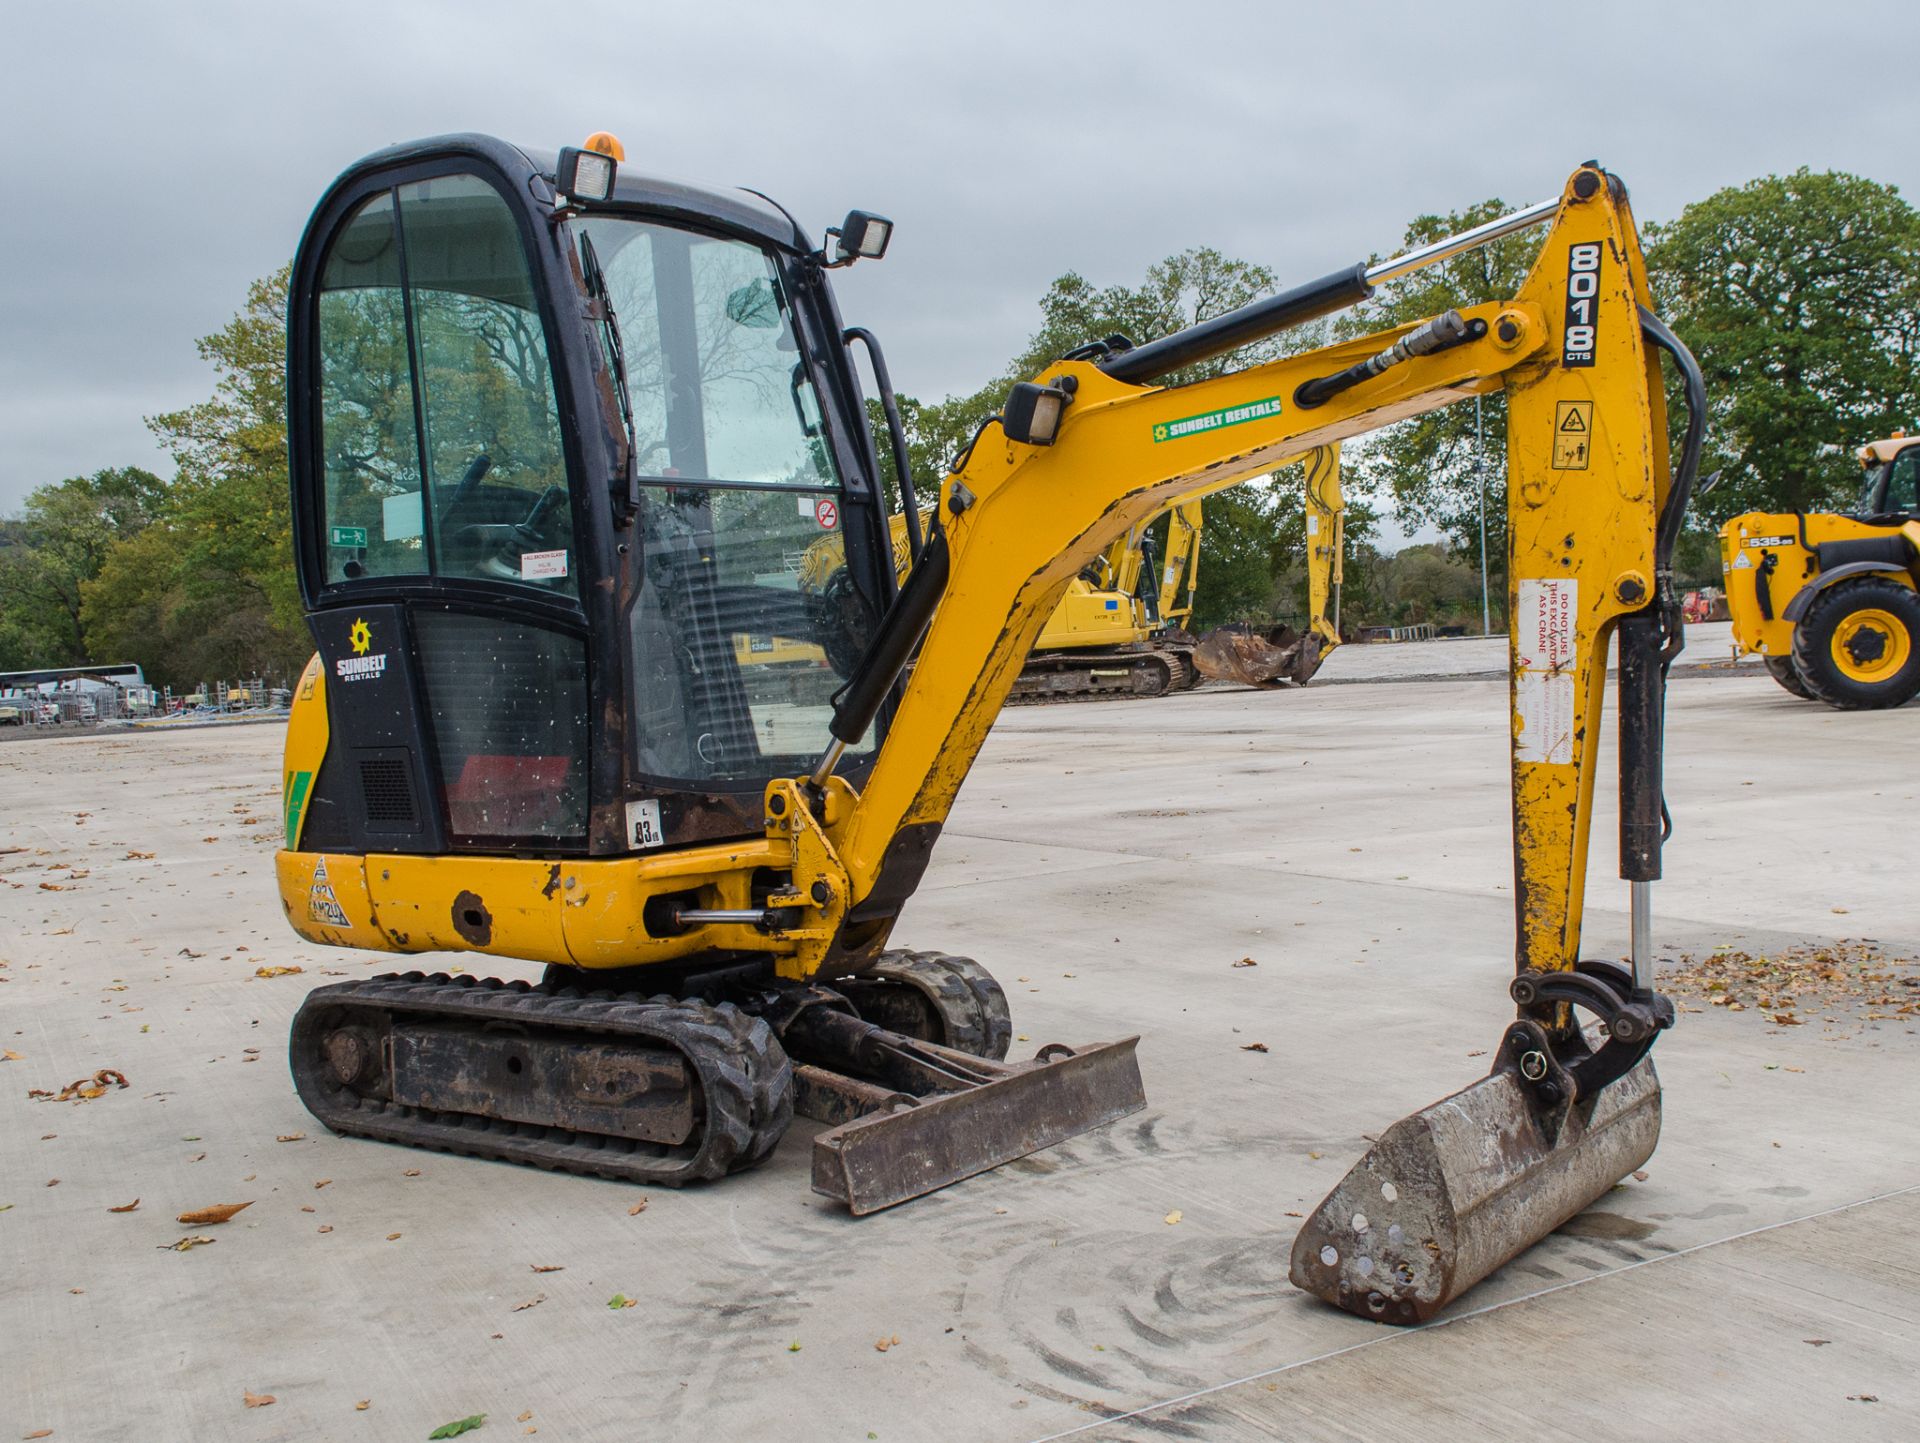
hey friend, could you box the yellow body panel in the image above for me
[280,167,1672,985]
[1719,509,1917,658]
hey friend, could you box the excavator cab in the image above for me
[282,134,1697,1325]
[290,141,900,862]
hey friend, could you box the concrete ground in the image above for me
[2,664,1915,1442]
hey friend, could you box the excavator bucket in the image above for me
[1193,624,1326,687]
[796,1035,1146,1215]
[1289,1056,1660,1324]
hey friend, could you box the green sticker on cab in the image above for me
[329,525,368,548]
[1152,396,1283,444]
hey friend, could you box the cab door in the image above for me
[292,167,600,857]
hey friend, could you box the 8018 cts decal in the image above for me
[1563,242,1602,368]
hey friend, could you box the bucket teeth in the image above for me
[1290,1057,1661,1324]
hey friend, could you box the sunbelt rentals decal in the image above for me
[335,617,388,682]
[1153,397,1283,443]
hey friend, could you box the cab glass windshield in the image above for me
[577,217,877,786]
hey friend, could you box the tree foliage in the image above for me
[882,248,1373,629]
[1645,169,1920,523]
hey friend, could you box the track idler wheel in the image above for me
[827,951,1012,1060]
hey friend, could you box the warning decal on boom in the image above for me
[1551,400,1593,470]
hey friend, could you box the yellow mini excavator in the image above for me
[1719,433,1920,708]
[1015,494,1205,699]
[278,134,1696,1323]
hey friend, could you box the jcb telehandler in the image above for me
[1720,433,1920,708]
[278,134,1695,1324]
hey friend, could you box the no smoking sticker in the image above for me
[814,498,838,530]
[1551,401,1593,470]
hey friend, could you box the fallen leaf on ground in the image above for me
[300,1205,315,1213]
[1232,958,1258,968]
[874,1334,901,1352]
[429,1418,486,1439]
[25,1430,53,1439]
[125,850,154,860]
[386,1232,401,1241]
[275,1133,305,1142]
[318,1225,333,1233]
[243,1391,275,1409]
[627,1200,648,1216]
[513,1294,545,1312]
[1804,1338,1831,1346]
[37,882,73,892]
[252,965,303,979]
[607,1293,637,1309]
[1632,1170,1649,1182]
[45,1179,58,1187]
[313,1179,331,1189]
[161,1235,218,1251]
[1164,1210,1183,1225]
[787,1341,801,1352]
[1849,1395,1878,1403]
[1284,1210,1303,1217]
[177,1201,252,1226]
[517,1413,532,1423]
[403,1169,421,1177]
[356,1400,371,1411]
[108,1199,140,1213]
[1,1049,22,1061]
[1240,1042,1269,1053]
[530,1264,564,1273]
[34,1069,131,1104]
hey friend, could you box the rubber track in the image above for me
[1006,647,1191,706]
[289,972,792,1186]
[855,950,1013,1060]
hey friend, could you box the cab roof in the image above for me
[328,132,808,253]
[1858,435,1917,465]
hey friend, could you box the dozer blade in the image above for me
[1289,1056,1660,1324]
[809,1037,1145,1215]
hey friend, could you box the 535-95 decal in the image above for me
[1563,242,1602,368]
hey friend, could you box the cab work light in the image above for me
[832,210,893,263]
[557,145,616,204]
[1002,379,1074,446]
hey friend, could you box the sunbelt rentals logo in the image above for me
[335,617,388,683]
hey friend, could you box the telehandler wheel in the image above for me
[1790,577,1920,710]
[1762,655,1814,700]
[830,951,1013,1060]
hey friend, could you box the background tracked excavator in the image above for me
[1014,494,1205,700]
[1719,433,1920,709]
[278,134,1697,1324]
[1191,444,1346,688]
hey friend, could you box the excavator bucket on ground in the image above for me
[1192,623,1328,687]
[1291,1058,1661,1323]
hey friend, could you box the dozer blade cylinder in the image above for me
[810,1037,1145,1215]
[1289,1058,1660,1324]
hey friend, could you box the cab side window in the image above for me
[315,175,573,592]
[1883,452,1919,514]
[317,193,426,581]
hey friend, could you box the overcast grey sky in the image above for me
[2,0,1914,518]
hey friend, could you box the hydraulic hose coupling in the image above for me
[1294,310,1483,409]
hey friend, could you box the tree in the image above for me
[82,267,310,686]
[882,248,1369,628]
[1646,169,1920,524]
[1333,199,1541,602]
[0,467,164,668]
